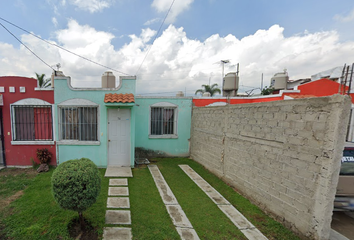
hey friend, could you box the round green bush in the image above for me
[51,158,101,213]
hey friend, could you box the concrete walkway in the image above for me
[148,165,200,240]
[179,165,268,240]
[103,167,133,240]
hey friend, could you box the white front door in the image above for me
[107,108,131,166]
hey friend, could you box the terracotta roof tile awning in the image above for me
[104,93,135,103]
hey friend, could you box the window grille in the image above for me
[11,105,53,141]
[150,107,176,135]
[59,107,97,141]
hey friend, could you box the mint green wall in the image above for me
[54,76,136,167]
[135,97,192,157]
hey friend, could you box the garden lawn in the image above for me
[0,168,108,240]
[130,158,300,240]
[1,157,301,240]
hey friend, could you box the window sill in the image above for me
[57,140,100,146]
[149,135,178,139]
[11,141,55,145]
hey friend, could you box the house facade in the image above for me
[0,76,55,166]
[53,73,192,167]
[53,73,136,167]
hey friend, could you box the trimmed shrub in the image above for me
[51,158,101,228]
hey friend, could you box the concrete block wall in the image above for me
[190,94,351,240]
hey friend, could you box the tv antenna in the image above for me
[51,63,61,71]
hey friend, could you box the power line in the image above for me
[0,22,55,71]
[135,0,175,75]
[0,17,132,76]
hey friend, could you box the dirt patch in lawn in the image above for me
[0,167,37,178]
[68,217,98,240]
[1,190,24,208]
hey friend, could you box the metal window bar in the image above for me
[60,107,97,141]
[151,107,175,135]
[12,105,53,141]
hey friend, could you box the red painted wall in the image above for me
[297,78,354,103]
[193,78,354,107]
[193,95,284,107]
[0,76,56,166]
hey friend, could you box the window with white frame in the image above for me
[150,102,177,137]
[11,105,53,141]
[59,106,98,141]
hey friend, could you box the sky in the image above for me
[1,0,354,96]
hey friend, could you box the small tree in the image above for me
[51,158,101,230]
[35,73,51,88]
[261,86,275,95]
[195,83,221,96]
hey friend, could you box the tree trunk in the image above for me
[78,211,85,231]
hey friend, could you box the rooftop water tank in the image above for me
[102,71,116,88]
[223,72,239,91]
[176,91,184,97]
[270,70,288,90]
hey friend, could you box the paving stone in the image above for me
[105,167,132,177]
[180,164,268,240]
[105,210,131,225]
[109,178,128,186]
[205,190,230,205]
[108,187,129,196]
[166,205,193,228]
[218,205,254,230]
[176,227,201,240]
[241,228,269,240]
[148,165,178,205]
[107,197,130,208]
[179,165,230,205]
[103,227,132,240]
[179,165,200,180]
[193,179,215,192]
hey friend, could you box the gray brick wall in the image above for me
[190,94,351,240]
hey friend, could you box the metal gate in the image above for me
[0,108,5,166]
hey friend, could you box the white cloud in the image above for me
[1,21,354,95]
[67,0,115,13]
[152,0,194,23]
[52,17,58,27]
[334,8,354,22]
[144,18,161,26]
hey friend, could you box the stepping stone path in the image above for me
[179,165,268,240]
[103,168,133,240]
[148,165,200,240]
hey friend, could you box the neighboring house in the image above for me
[53,72,192,167]
[193,78,354,106]
[193,77,354,145]
[0,76,55,166]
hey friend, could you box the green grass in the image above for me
[1,158,300,240]
[150,158,300,240]
[0,168,36,198]
[0,168,108,240]
[129,165,180,239]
